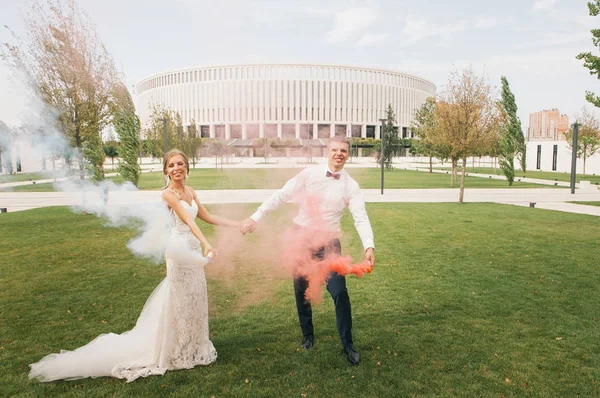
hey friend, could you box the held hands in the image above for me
[364,248,375,267]
[239,218,257,235]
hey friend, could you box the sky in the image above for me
[1,0,599,131]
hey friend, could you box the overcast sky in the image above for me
[1,0,599,130]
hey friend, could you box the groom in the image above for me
[241,136,375,366]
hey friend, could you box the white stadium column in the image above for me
[225,124,231,140]
[361,124,367,138]
[295,123,300,139]
[277,123,282,139]
[259,123,265,138]
[346,124,351,137]
[210,124,215,139]
[330,123,335,138]
[313,123,318,139]
[242,124,247,140]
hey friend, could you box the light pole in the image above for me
[570,122,579,194]
[379,118,386,195]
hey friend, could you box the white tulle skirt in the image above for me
[29,238,217,382]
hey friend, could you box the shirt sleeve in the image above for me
[250,169,307,223]
[347,181,375,250]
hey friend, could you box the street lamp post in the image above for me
[379,118,387,195]
[570,122,579,194]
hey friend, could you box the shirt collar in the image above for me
[325,165,344,174]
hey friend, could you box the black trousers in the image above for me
[293,238,353,348]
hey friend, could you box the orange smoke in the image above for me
[303,255,373,304]
[276,193,372,304]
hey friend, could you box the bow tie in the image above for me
[326,171,341,180]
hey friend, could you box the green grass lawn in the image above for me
[431,166,600,185]
[0,171,57,183]
[2,167,545,192]
[1,204,598,397]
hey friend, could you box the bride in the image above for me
[29,149,241,382]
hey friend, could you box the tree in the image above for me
[375,104,401,170]
[84,128,105,180]
[103,141,119,166]
[1,0,120,180]
[144,105,186,159]
[435,69,504,203]
[577,1,600,108]
[205,139,229,170]
[411,97,451,173]
[564,107,600,177]
[111,84,141,186]
[498,76,526,185]
[185,121,202,169]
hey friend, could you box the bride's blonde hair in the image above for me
[163,149,190,188]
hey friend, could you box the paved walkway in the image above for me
[1,188,600,215]
[1,157,599,215]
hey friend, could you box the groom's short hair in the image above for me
[328,136,350,149]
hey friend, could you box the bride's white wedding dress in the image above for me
[29,197,217,382]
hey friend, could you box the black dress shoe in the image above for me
[301,335,314,350]
[343,345,360,365]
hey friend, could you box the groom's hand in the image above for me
[364,248,375,267]
[240,219,257,235]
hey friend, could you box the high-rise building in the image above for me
[527,109,569,140]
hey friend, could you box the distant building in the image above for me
[135,64,436,141]
[525,108,600,174]
[527,109,569,141]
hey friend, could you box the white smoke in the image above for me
[55,178,173,264]
[1,65,176,265]
[0,66,77,177]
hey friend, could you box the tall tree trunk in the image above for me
[459,157,467,203]
[451,158,457,187]
[583,157,587,177]
[429,156,433,173]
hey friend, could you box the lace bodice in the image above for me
[171,199,198,235]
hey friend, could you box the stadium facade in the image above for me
[135,64,436,140]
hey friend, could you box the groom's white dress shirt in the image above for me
[250,165,375,251]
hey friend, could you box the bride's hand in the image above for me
[203,243,216,258]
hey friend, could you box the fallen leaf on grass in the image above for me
[555,337,563,340]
